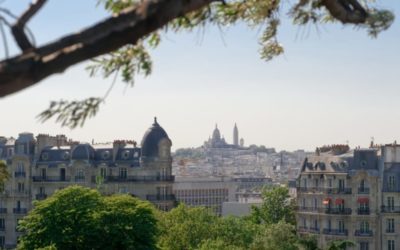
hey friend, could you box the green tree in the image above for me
[326,240,356,250]
[18,185,158,250]
[0,160,10,191]
[250,186,295,225]
[157,204,216,250]
[0,0,394,127]
[250,221,299,250]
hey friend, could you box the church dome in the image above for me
[212,125,221,141]
[141,118,170,157]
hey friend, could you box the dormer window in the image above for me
[360,160,367,167]
[62,151,70,160]
[102,151,110,160]
[121,150,130,160]
[42,152,49,161]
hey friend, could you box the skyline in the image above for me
[0,1,400,151]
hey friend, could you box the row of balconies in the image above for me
[297,187,370,194]
[30,175,175,183]
[299,227,374,237]
[297,207,371,215]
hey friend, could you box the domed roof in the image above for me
[141,117,170,157]
[212,124,221,140]
[71,144,95,160]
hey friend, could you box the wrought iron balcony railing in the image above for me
[357,208,370,215]
[322,229,348,236]
[35,193,48,200]
[13,208,28,214]
[32,176,70,182]
[358,187,370,194]
[14,172,26,178]
[91,175,175,183]
[355,230,373,237]
[325,208,352,215]
[382,206,400,213]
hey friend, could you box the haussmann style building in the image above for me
[0,118,175,249]
[296,143,400,250]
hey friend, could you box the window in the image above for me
[388,197,395,210]
[17,182,24,192]
[301,198,306,209]
[119,186,127,193]
[39,187,45,195]
[303,178,307,188]
[119,168,127,179]
[388,240,395,250]
[328,179,332,188]
[0,236,4,248]
[338,179,345,190]
[314,179,319,188]
[0,218,4,229]
[360,221,369,233]
[41,168,46,178]
[389,176,396,190]
[387,218,395,233]
[338,220,345,233]
[100,168,107,178]
[360,242,369,250]
[16,162,24,173]
[327,219,331,230]
[314,219,318,230]
[313,198,318,210]
[303,218,307,228]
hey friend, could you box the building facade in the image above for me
[296,144,400,250]
[0,118,175,248]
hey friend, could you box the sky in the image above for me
[0,1,399,151]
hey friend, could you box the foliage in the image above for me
[250,186,295,225]
[0,160,10,191]
[157,204,261,250]
[326,240,356,250]
[157,204,216,250]
[250,221,299,250]
[17,186,158,250]
[34,0,394,128]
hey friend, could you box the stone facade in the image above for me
[0,118,175,249]
[296,144,400,250]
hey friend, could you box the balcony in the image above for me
[35,193,47,200]
[146,194,176,202]
[92,175,175,183]
[296,207,320,213]
[383,186,400,192]
[358,187,370,194]
[357,208,370,215]
[382,206,400,213]
[0,208,6,214]
[355,230,373,237]
[32,176,70,182]
[325,208,352,215]
[14,172,26,178]
[322,229,348,236]
[297,187,352,194]
[298,227,320,234]
[74,176,85,182]
[386,229,395,234]
[13,208,28,214]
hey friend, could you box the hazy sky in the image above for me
[1,1,399,151]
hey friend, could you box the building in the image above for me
[173,176,237,215]
[204,124,243,149]
[0,118,175,249]
[296,143,400,250]
[222,190,262,217]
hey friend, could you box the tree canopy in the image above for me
[0,0,395,128]
[17,185,158,250]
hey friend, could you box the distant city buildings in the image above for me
[0,118,175,249]
[296,143,400,250]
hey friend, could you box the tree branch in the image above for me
[11,0,47,51]
[321,0,367,24]
[0,0,215,98]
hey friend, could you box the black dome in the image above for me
[141,118,169,157]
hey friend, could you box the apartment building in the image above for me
[296,144,400,250]
[0,118,175,248]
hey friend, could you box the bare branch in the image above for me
[0,0,216,98]
[321,0,367,24]
[11,0,47,51]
